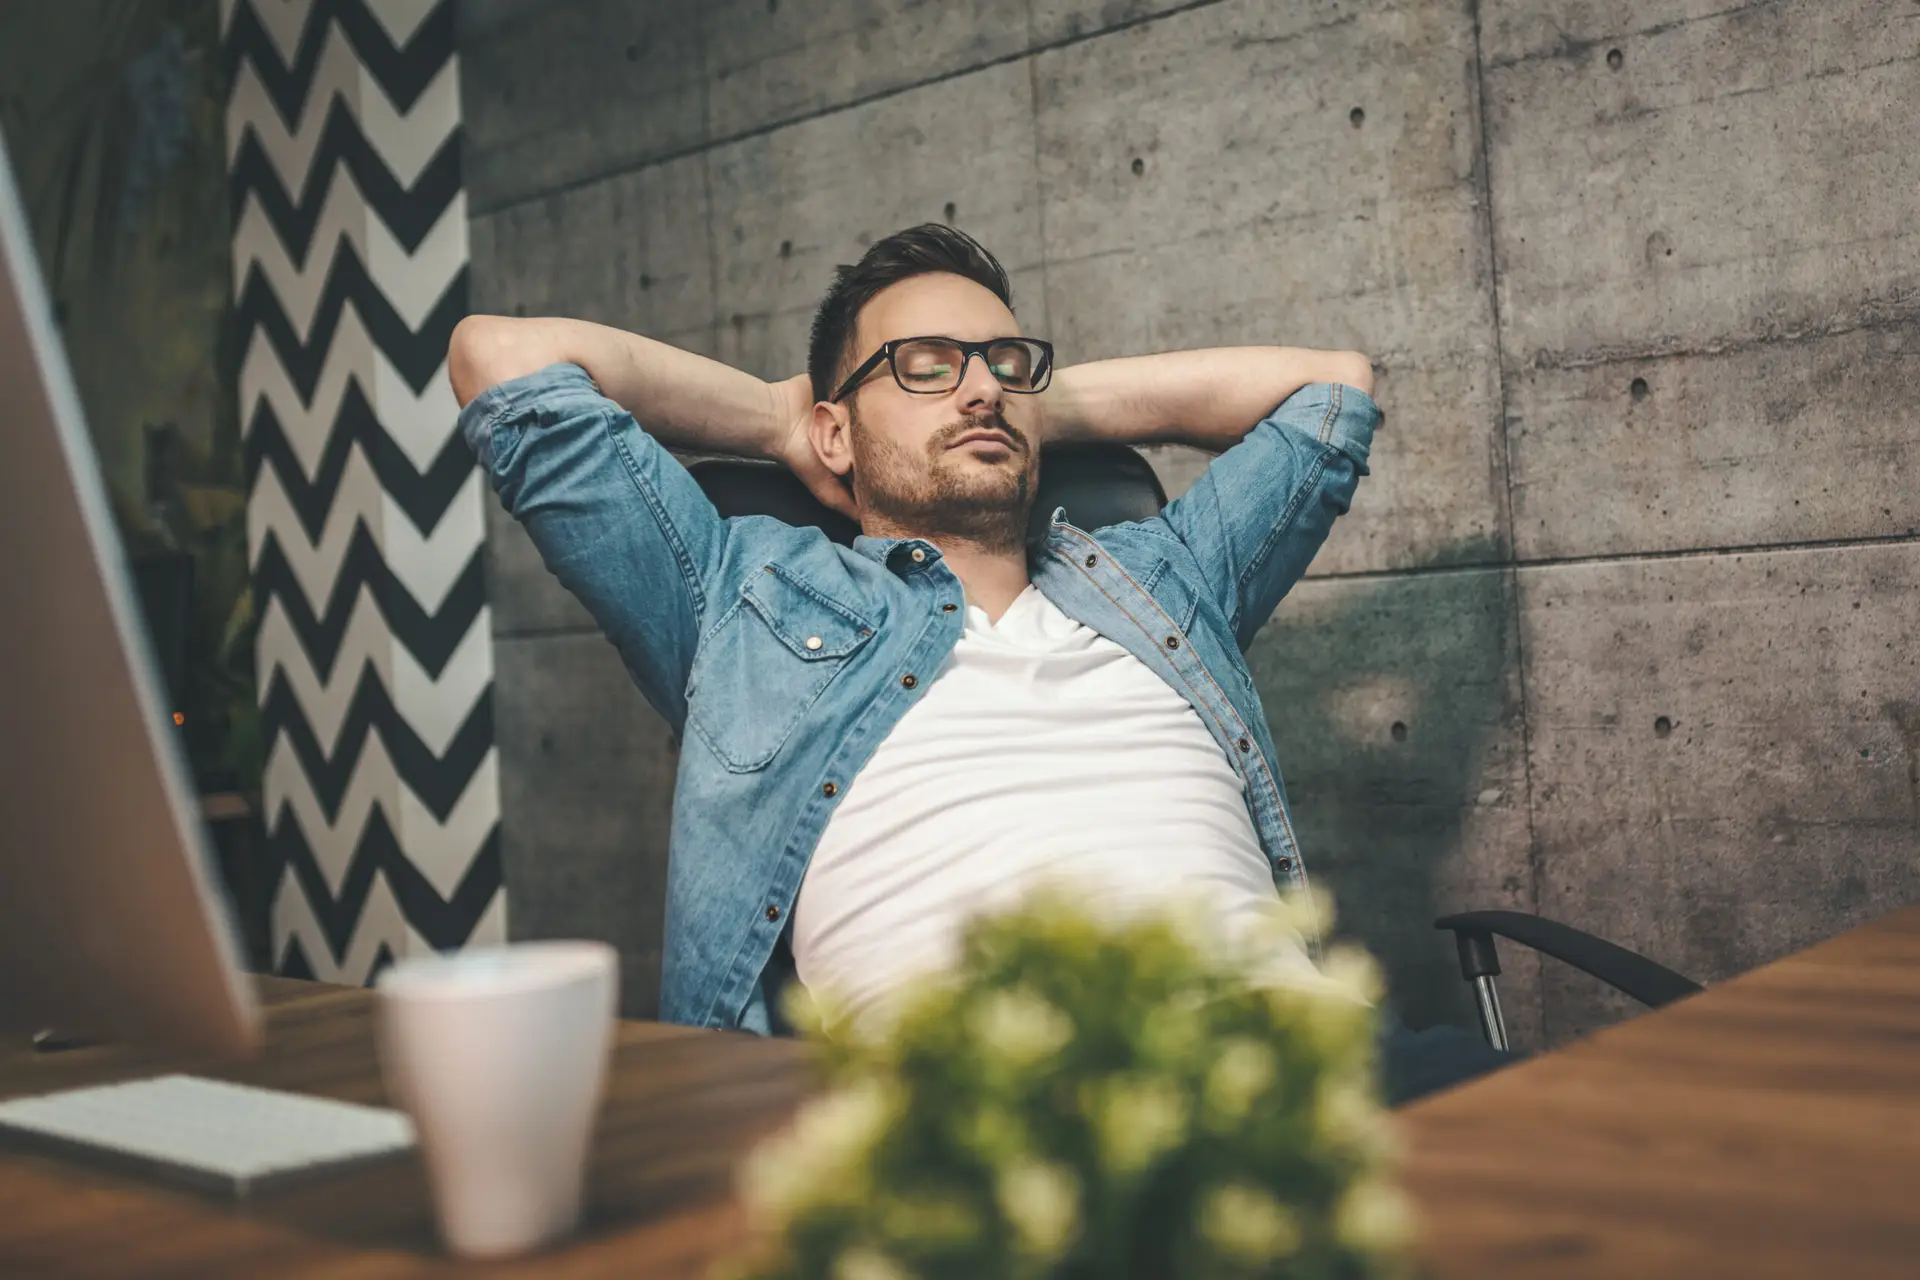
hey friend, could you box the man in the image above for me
[450,223,1377,1036]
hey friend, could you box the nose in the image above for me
[953,349,1006,411]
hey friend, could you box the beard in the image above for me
[849,406,1036,554]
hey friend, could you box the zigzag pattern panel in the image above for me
[223,0,504,985]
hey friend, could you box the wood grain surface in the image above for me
[4,906,1918,1277]
[0,978,810,1277]
[1399,902,1920,1278]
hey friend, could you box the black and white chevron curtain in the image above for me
[223,0,504,982]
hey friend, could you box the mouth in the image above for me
[947,428,1020,452]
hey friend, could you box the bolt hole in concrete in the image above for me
[1630,376,1650,400]
[1607,48,1624,70]
[1131,157,1145,176]
[1350,106,1365,128]
[1655,716,1673,738]
[1390,721,1409,743]
[943,201,957,221]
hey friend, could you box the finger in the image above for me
[817,479,858,519]
[812,474,858,519]
[787,446,857,519]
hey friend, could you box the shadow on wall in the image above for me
[1247,535,1529,1036]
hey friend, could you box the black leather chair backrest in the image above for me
[688,443,1168,547]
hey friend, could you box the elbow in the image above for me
[448,313,537,408]
[1328,350,1375,398]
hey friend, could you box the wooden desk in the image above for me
[3,907,1918,1277]
[0,978,810,1277]
[1400,902,1920,1278]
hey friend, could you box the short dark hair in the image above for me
[806,223,1016,405]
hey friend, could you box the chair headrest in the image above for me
[688,443,1168,548]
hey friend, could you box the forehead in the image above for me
[854,272,1020,350]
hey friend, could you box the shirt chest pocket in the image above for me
[685,565,876,773]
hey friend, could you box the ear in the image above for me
[809,399,855,479]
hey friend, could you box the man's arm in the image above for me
[1039,346,1374,451]
[451,316,776,448]
[1039,345,1380,650]
[449,316,841,727]
[450,315,855,516]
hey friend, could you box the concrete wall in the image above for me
[455,0,1920,1042]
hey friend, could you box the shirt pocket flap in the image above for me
[740,565,874,660]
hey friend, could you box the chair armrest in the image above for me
[1434,910,1703,1009]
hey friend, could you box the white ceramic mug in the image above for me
[374,941,618,1259]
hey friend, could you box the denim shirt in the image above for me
[459,363,1379,1033]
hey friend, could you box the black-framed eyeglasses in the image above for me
[830,335,1055,403]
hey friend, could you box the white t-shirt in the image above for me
[791,584,1319,1024]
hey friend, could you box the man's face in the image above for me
[817,273,1044,550]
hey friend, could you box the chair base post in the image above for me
[1472,975,1510,1053]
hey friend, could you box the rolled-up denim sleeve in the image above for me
[1161,381,1379,649]
[458,362,724,729]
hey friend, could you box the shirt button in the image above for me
[1165,635,1181,650]
[765,905,781,923]
[941,603,957,613]
[805,635,823,651]
[822,781,837,798]
[901,674,918,689]
[910,548,926,563]
[1238,736,1251,752]
[1084,554,1098,568]
[1277,857,1293,873]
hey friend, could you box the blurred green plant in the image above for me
[179,481,262,794]
[5,7,252,796]
[114,422,260,795]
[729,892,1411,1280]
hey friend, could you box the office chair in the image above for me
[689,443,1169,550]
[689,448,1705,1052]
[1433,912,1700,1050]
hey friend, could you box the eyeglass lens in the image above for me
[894,339,1047,393]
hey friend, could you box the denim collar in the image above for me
[850,507,1071,570]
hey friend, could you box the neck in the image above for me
[863,516,1032,622]
[934,538,1031,622]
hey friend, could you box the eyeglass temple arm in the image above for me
[829,348,893,404]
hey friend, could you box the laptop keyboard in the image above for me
[0,1073,415,1197]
